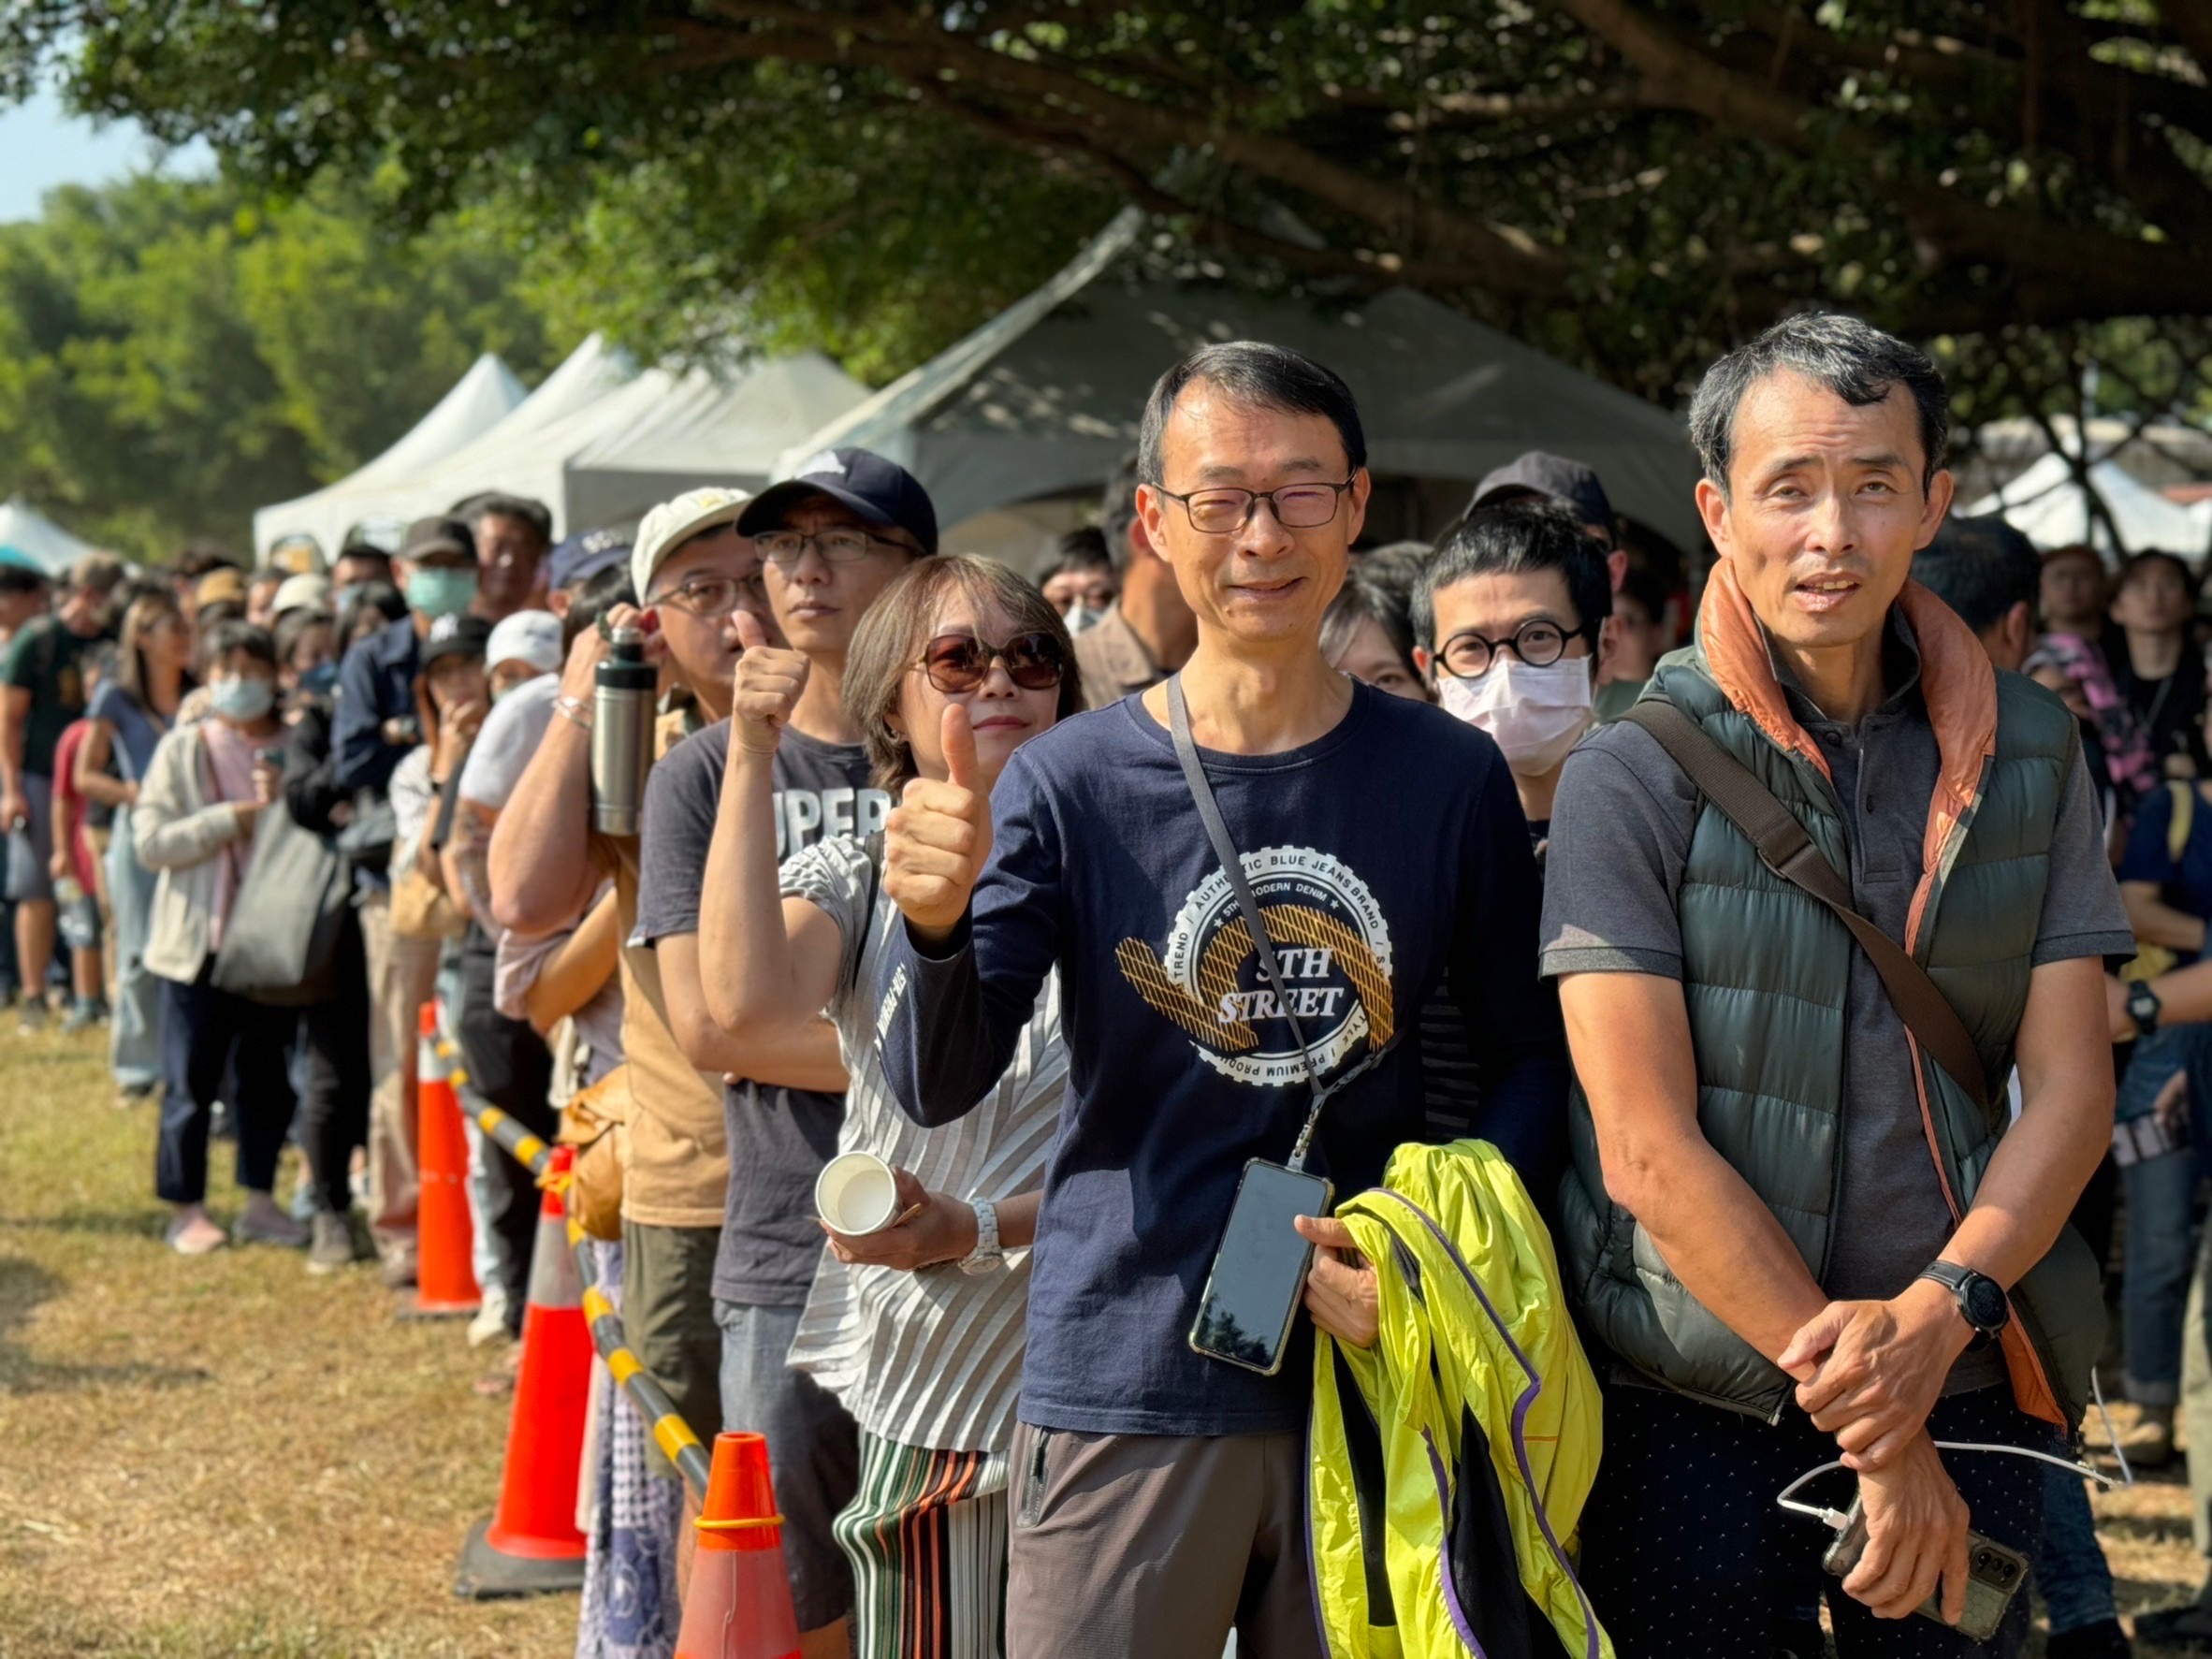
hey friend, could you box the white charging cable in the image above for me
[1774,1367,2133,1530]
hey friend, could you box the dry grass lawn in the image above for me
[0,1019,2207,1655]
[0,1021,575,1657]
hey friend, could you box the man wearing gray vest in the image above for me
[1542,314,2129,1659]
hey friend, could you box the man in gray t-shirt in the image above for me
[1540,315,2129,1659]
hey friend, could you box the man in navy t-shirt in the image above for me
[876,342,1567,1658]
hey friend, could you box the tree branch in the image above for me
[686,0,1570,293]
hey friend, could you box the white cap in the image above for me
[486,609,564,677]
[270,574,333,618]
[632,487,751,604]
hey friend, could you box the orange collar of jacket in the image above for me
[1694,558,1998,941]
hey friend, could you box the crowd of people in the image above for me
[7,310,2211,1658]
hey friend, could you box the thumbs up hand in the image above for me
[885,703,995,942]
[730,608,811,756]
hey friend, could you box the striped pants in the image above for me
[834,1433,1010,1659]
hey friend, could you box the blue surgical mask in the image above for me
[298,661,339,696]
[406,567,478,621]
[210,676,275,724]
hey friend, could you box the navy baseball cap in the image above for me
[739,448,939,556]
[547,527,633,591]
[1470,452,1616,540]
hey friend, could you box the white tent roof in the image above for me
[252,342,867,552]
[253,335,639,557]
[253,352,527,557]
[0,499,96,575]
[560,352,869,531]
[778,209,1702,547]
[1966,451,2212,559]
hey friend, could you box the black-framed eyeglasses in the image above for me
[650,573,765,618]
[755,528,910,566]
[917,631,1067,694]
[1151,478,1357,536]
[1434,618,1581,679]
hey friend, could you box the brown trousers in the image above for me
[1004,1423,1320,1659]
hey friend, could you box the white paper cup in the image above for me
[816,1150,900,1236]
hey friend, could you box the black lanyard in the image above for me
[1166,674,1390,1171]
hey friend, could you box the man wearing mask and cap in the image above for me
[332,513,481,1288]
[1463,451,1653,721]
[1414,499,1609,867]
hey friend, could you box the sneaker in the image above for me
[17,999,45,1036]
[306,1213,359,1275]
[167,1207,226,1256]
[234,1192,310,1247]
[379,1253,418,1291]
[58,998,106,1035]
[466,1295,513,1349]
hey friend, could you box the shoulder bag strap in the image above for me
[1622,700,1991,1109]
[1168,675,1336,1169]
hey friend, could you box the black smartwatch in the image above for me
[1917,1259,2009,1341]
[2129,980,2163,1039]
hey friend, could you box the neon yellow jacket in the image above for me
[1310,1140,1612,1659]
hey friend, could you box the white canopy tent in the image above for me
[0,499,96,575]
[252,342,868,552]
[558,352,869,531]
[252,352,528,559]
[252,335,637,557]
[1966,451,2212,560]
[777,209,1703,549]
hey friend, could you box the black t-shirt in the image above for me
[633,720,892,1308]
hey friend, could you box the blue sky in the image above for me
[0,84,212,223]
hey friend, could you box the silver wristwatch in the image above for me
[958,1199,1004,1275]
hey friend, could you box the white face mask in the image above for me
[1062,601,1104,635]
[1436,654,1594,778]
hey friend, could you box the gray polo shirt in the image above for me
[1541,611,2131,1392]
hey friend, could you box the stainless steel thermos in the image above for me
[590,625,657,836]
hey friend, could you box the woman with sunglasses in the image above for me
[696,554,1082,1659]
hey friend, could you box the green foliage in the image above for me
[0,173,560,560]
[3,1,2210,439]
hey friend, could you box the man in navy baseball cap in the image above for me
[546,527,633,596]
[738,447,939,555]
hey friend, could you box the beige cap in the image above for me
[632,488,751,604]
[271,574,333,618]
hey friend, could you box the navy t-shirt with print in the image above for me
[634,720,891,1308]
[2120,781,2212,960]
[876,681,1568,1437]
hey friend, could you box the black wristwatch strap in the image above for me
[1917,1259,2007,1338]
[2130,980,2162,1038]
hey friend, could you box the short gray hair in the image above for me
[1689,313,1948,496]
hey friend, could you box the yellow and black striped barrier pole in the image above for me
[436,1046,711,1499]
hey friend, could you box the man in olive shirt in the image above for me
[1073,452,1197,708]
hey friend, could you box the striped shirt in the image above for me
[783,836,1065,1454]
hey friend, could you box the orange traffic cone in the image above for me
[676,1432,802,1659]
[405,1001,480,1318]
[454,1145,591,1598]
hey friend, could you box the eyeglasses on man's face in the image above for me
[652,572,765,618]
[755,528,910,567]
[1150,478,1357,536]
[1434,618,1577,679]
